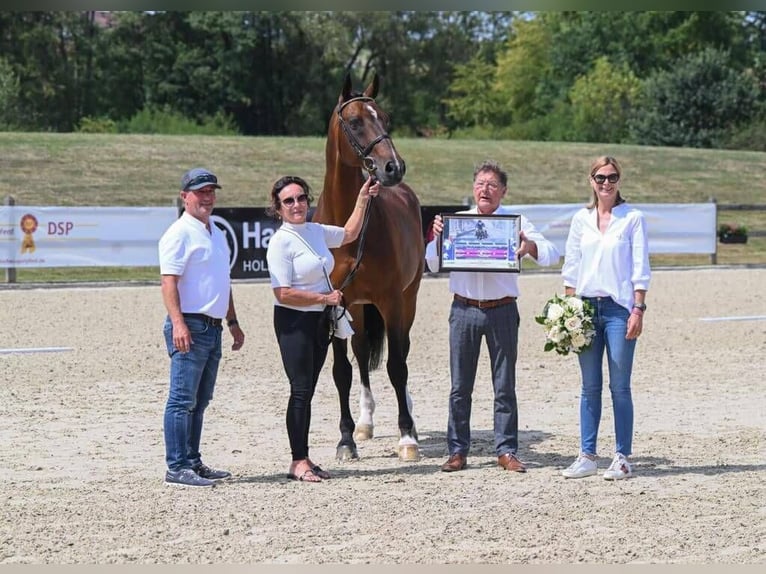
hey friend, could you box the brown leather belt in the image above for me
[183,313,223,327]
[453,294,517,309]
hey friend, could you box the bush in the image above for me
[719,116,766,151]
[119,106,238,135]
[77,116,118,133]
[629,48,760,148]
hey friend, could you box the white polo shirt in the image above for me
[158,212,231,319]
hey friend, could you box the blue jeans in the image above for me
[577,297,636,457]
[163,315,222,471]
[447,299,520,457]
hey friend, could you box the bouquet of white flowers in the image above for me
[535,294,595,356]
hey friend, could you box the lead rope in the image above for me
[338,194,373,291]
[323,190,374,346]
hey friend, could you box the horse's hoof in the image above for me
[336,445,359,461]
[354,424,374,441]
[398,444,420,462]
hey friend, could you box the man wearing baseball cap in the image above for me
[180,167,222,192]
[158,167,245,487]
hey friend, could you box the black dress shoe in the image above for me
[441,453,467,472]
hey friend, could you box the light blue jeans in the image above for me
[163,315,222,471]
[577,297,636,457]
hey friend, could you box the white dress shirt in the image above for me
[561,203,651,310]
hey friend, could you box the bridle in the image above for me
[331,96,391,296]
[336,96,391,176]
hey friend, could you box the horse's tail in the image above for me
[364,303,385,371]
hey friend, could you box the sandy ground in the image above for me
[0,267,764,564]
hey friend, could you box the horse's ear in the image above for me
[340,73,353,104]
[364,73,379,99]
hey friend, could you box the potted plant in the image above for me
[718,223,748,244]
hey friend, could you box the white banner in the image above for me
[504,203,717,255]
[0,206,177,268]
[0,202,718,270]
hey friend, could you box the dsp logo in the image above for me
[48,221,75,235]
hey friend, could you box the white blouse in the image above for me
[266,221,345,312]
[561,203,651,310]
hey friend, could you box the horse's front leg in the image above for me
[331,337,358,461]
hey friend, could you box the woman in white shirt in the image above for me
[266,175,378,483]
[560,156,651,481]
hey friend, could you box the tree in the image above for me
[444,53,503,127]
[568,56,641,143]
[0,12,101,131]
[0,57,20,129]
[629,47,760,148]
[493,16,552,122]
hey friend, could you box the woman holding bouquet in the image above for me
[561,156,651,480]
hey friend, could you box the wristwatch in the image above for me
[632,303,647,311]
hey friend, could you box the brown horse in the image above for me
[313,73,424,462]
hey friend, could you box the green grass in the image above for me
[1,132,764,283]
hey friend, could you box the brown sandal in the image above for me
[286,468,322,482]
[312,465,331,479]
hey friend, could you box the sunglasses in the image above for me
[184,173,218,190]
[280,193,309,207]
[592,173,620,184]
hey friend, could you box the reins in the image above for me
[325,197,372,343]
[338,193,373,291]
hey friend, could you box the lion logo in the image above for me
[20,214,38,254]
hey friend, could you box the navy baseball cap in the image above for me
[181,168,222,191]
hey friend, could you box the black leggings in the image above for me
[274,306,330,461]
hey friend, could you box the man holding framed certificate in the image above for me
[425,160,560,474]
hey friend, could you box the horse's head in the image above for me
[332,73,406,187]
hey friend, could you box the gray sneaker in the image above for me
[194,463,231,480]
[165,468,215,488]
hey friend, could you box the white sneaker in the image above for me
[603,453,633,480]
[561,454,598,478]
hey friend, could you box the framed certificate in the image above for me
[438,213,521,273]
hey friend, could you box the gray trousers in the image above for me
[447,299,520,457]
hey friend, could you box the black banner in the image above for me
[209,207,278,279]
